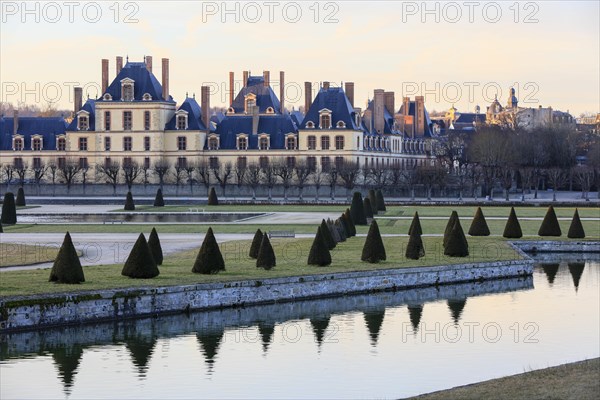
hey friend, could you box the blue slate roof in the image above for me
[165,97,208,131]
[230,76,281,113]
[66,99,96,131]
[98,61,173,102]
[300,87,359,130]
[214,114,298,150]
[398,101,435,137]
[455,113,486,124]
[0,116,68,151]
[290,110,304,127]
[362,100,396,135]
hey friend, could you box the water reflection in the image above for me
[17,212,264,224]
[51,344,84,395]
[407,304,423,334]
[541,263,560,285]
[309,317,331,348]
[196,330,224,373]
[447,299,467,325]
[568,262,585,291]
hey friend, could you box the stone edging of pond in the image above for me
[0,241,597,333]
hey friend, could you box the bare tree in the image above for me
[1,163,15,190]
[32,162,47,195]
[194,159,212,195]
[58,158,82,194]
[154,159,171,190]
[184,163,195,195]
[141,162,153,188]
[500,168,514,201]
[122,161,143,191]
[212,161,233,197]
[324,167,338,200]
[173,163,186,195]
[14,161,28,187]
[368,166,390,190]
[234,162,248,197]
[260,163,278,201]
[572,166,593,201]
[96,161,121,195]
[80,162,90,195]
[546,167,567,202]
[47,161,59,196]
[294,159,313,201]
[312,168,324,201]
[469,127,514,199]
[416,163,445,200]
[338,160,360,200]
[272,158,295,201]
[245,163,261,200]
[401,165,418,200]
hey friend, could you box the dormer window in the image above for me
[286,135,297,150]
[32,136,43,151]
[57,136,66,151]
[13,136,23,151]
[237,134,248,150]
[121,78,135,101]
[208,135,220,150]
[319,109,332,129]
[336,121,346,128]
[176,112,188,130]
[103,93,112,101]
[258,134,270,150]
[78,114,89,131]
[244,94,257,113]
[306,121,315,129]
[266,107,274,114]
[142,93,152,101]
[227,107,235,115]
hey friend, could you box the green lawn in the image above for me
[0,236,521,297]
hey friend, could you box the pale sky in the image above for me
[1,1,598,116]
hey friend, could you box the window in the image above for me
[144,136,151,151]
[177,115,187,130]
[238,136,248,150]
[336,121,346,128]
[103,93,112,101]
[104,157,111,168]
[123,157,132,168]
[144,111,151,131]
[335,136,344,150]
[259,156,269,169]
[13,138,23,151]
[321,156,331,171]
[209,157,219,169]
[259,136,269,150]
[245,95,256,113]
[321,136,330,150]
[105,111,111,131]
[13,157,23,168]
[104,137,111,151]
[286,136,297,150]
[32,138,42,151]
[123,136,132,151]
[307,156,317,172]
[320,114,331,129]
[335,156,345,169]
[307,135,316,150]
[287,156,296,168]
[178,136,187,151]
[143,93,152,101]
[78,115,89,130]
[79,157,88,169]
[144,157,150,169]
[79,137,88,151]
[306,121,315,128]
[123,111,132,130]
[33,157,42,169]
[122,83,134,101]
[208,136,219,150]
[58,157,66,168]
[57,137,66,151]
[266,107,274,114]
[177,157,187,168]
[237,156,247,169]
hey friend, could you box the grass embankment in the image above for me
[408,358,600,400]
[0,243,59,268]
[0,236,520,297]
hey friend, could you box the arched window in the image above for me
[78,115,89,131]
[13,137,23,151]
[259,136,269,150]
[32,137,42,151]
[122,83,134,101]
[208,136,219,150]
[336,121,346,128]
[306,121,315,129]
[307,135,316,150]
[238,136,248,150]
[286,136,297,150]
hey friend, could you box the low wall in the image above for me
[514,241,600,253]
[0,259,532,333]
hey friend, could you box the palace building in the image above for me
[0,56,436,182]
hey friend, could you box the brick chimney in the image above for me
[279,71,285,114]
[263,70,270,87]
[13,110,18,136]
[101,59,109,94]
[229,72,235,106]
[374,89,385,134]
[201,85,210,133]
[322,81,330,90]
[345,82,354,108]
[304,82,312,113]
[162,58,170,101]
[403,97,410,116]
[415,96,425,137]
[74,87,83,114]
[116,56,123,75]
[243,71,249,86]
[145,55,152,73]
[384,91,395,115]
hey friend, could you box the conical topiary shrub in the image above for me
[443,211,460,248]
[368,189,378,215]
[208,187,219,206]
[308,226,332,266]
[344,209,357,237]
[192,227,225,274]
[153,188,165,207]
[122,233,160,278]
[0,221,3,233]
[340,213,351,238]
[567,209,585,239]
[148,227,163,265]
[328,219,341,243]
[538,205,562,237]
[350,192,367,225]
[503,207,523,239]
[468,207,490,236]
[1,192,16,225]
[408,212,422,236]
[15,187,26,207]
[361,220,386,263]
[320,219,336,250]
[405,227,425,260]
[363,198,374,219]
[334,219,347,242]
[124,191,135,211]
[49,232,85,284]
[256,233,276,270]
[444,220,469,257]
[376,189,386,212]
[249,228,263,259]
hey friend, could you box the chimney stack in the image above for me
[279,71,285,114]
[415,96,425,137]
[304,82,312,113]
[243,71,249,86]
[162,58,170,100]
[403,97,410,116]
[201,86,210,133]
[229,72,235,106]
[374,89,385,134]
[74,87,83,114]
[116,56,123,75]
[13,110,18,136]
[145,55,153,73]
[101,59,109,94]
[323,81,330,90]
[384,92,395,115]
[263,70,270,87]
[345,82,355,107]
